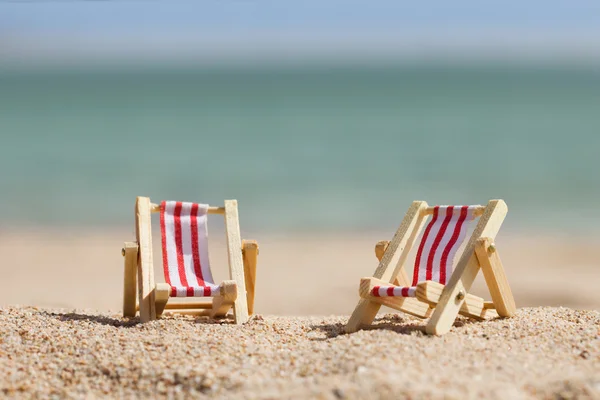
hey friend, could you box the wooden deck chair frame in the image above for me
[121,196,259,324]
[345,199,516,335]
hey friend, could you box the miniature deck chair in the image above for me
[345,200,516,335]
[121,197,258,324]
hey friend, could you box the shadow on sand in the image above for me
[308,314,429,340]
[42,311,235,327]
[307,313,488,340]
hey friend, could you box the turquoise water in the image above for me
[1,64,599,233]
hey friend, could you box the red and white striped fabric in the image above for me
[160,201,219,297]
[372,205,478,298]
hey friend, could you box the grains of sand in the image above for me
[0,307,598,399]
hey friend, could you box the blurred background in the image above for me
[0,1,599,315]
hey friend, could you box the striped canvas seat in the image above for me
[371,205,478,298]
[160,200,219,297]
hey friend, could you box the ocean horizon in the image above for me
[1,63,599,234]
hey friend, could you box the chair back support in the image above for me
[160,201,218,297]
[412,205,478,286]
[372,205,478,297]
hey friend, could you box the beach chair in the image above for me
[121,197,258,324]
[345,200,516,335]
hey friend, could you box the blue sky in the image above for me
[1,1,599,64]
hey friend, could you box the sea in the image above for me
[1,63,599,234]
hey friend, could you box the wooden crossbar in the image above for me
[416,281,497,320]
[138,302,214,311]
[149,203,225,215]
[422,206,485,216]
[163,310,213,316]
[359,277,432,318]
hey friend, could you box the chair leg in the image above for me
[155,283,171,317]
[135,196,157,322]
[242,240,258,315]
[349,234,433,326]
[209,280,238,318]
[346,242,392,332]
[122,242,139,317]
[346,300,384,333]
[345,201,429,334]
[475,238,516,317]
[224,200,249,325]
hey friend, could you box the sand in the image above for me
[0,306,598,399]
[0,229,599,314]
[1,229,599,398]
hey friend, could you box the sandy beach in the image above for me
[0,229,599,398]
[0,307,598,398]
[0,229,599,314]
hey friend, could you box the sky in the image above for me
[1,0,600,65]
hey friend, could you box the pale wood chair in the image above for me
[121,196,258,324]
[345,200,516,335]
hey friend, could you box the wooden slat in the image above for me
[483,301,496,310]
[122,241,139,317]
[345,201,430,333]
[475,238,517,317]
[242,240,259,315]
[416,281,488,320]
[164,301,213,310]
[138,301,214,311]
[425,199,508,335]
[163,310,213,317]
[135,196,156,322]
[150,203,224,215]
[423,205,485,217]
[224,200,249,324]
[359,277,432,318]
